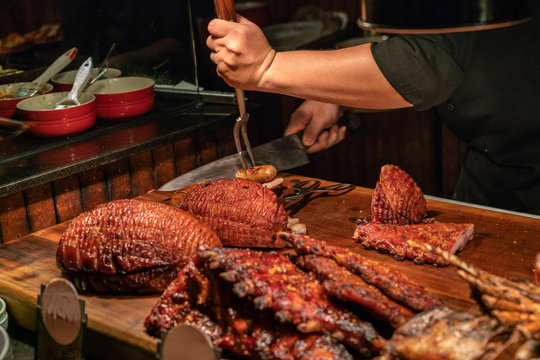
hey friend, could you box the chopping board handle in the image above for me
[213,0,237,22]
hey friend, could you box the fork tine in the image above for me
[239,113,256,167]
[233,116,248,171]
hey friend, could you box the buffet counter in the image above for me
[0,174,538,359]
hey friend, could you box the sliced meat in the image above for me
[56,199,221,293]
[371,165,427,225]
[353,222,474,266]
[176,178,288,248]
[295,255,414,328]
[279,232,443,312]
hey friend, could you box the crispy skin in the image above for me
[199,247,385,357]
[279,232,443,312]
[56,199,221,293]
[353,222,474,266]
[177,178,288,248]
[371,165,427,225]
[145,260,354,360]
[144,261,222,341]
[296,255,414,328]
[379,306,507,360]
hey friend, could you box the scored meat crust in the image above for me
[175,178,288,248]
[56,199,222,293]
[371,165,427,225]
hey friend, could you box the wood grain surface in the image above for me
[0,174,538,359]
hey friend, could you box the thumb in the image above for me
[285,107,311,136]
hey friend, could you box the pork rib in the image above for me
[371,165,427,225]
[175,178,288,248]
[145,259,354,359]
[278,232,443,312]
[295,255,414,327]
[56,199,222,293]
[199,247,385,357]
[353,222,474,266]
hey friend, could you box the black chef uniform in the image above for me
[371,13,540,214]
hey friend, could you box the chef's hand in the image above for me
[284,100,346,154]
[207,15,276,90]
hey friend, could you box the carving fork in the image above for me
[213,0,257,171]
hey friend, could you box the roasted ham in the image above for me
[175,178,288,248]
[353,222,475,266]
[371,165,427,225]
[56,199,221,293]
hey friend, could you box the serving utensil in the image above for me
[12,47,78,98]
[213,0,256,172]
[0,116,33,136]
[54,57,93,109]
[87,42,117,87]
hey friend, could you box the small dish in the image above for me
[16,92,96,137]
[86,77,154,119]
[0,82,54,118]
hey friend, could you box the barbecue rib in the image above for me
[295,255,414,328]
[377,306,509,360]
[279,232,443,312]
[353,222,475,266]
[175,178,288,248]
[371,165,427,225]
[199,247,385,357]
[145,259,355,359]
[56,199,221,293]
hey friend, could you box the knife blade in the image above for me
[159,132,307,191]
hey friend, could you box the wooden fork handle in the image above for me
[213,0,237,21]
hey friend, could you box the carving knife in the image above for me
[159,132,308,191]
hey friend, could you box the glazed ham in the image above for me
[353,222,475,266]
[371,165,427,225]
[175,178,288,248]
[56,199,221,293]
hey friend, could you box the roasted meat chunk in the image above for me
[377,306,509,360]
[56,199,222,293]
[279,232,443,312]
[371,165,427,225]
[175,178,288,248]
[353,222,474,266]
[199,247,385,357]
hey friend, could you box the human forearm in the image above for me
[259,44,412,109]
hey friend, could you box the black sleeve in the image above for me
[370,33,475,111]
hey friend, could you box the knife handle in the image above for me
[214,0,237,21]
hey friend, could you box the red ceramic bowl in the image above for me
[52,67,122,92]
[86,77,154,119]
[0,82,54,118]
[16,92,96,137]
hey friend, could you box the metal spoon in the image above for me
[54,57,93,109]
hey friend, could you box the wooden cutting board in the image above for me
[0,174,539,359]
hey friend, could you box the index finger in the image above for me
[207,18,239,38]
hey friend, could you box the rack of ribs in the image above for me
[56,199,222,293]
[174,178,288,248]
[279,232,443,312]
[353,222,474,266]
[145,256,356,359]
[371,165,427,225]
[199,247,385,358]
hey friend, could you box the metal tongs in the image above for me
[213,0,256,171]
